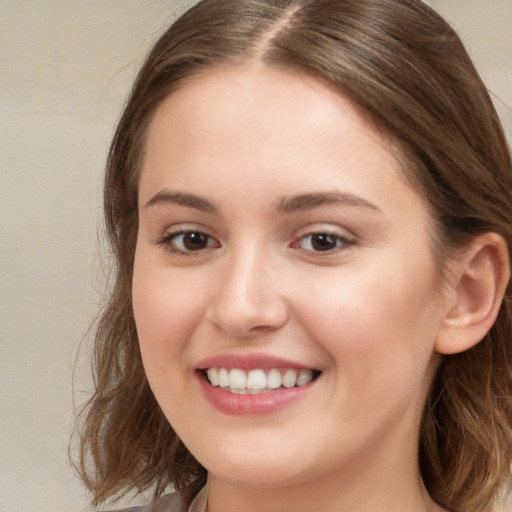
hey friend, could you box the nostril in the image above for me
[205,266,289,337]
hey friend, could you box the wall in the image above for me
[0,1,510,511]
[429,0,512,144]
[0,2,195,511]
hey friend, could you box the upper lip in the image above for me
[196,353,316,371]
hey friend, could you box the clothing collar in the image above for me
[188,486,207,512]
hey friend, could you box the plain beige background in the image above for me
[0,1,510,511]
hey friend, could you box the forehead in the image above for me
[143,63,402,176]
[140,62,427,221]
[147,62,388,140]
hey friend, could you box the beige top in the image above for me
[109,486,207,512]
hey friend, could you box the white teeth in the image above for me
[231,388,250,395]
[205,367,317,392]
[282,369,298,388]
[207,368,219,386]
[247,369,266,390]
[219,368,230,387]
[229,368,247,389]
[297,369,313,386]
[266,368,282,389]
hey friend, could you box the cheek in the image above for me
[296,257,441,393]
[132,251,209,377]
[131,258,213,426]
[133,276,184,352]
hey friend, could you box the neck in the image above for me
[206,467,444,512]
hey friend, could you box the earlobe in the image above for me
[435,232,510,355]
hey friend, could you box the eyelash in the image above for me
[156,229,355,256]
[292,231,355,253]
[156,230,219,256]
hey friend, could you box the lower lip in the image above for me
[197,372,317,416]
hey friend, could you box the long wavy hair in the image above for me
[74,1,512,511]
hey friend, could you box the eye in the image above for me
[158,230,219,255]
[294,232,354,253]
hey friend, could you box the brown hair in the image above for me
[74,1,512,511]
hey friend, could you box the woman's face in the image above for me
[133,63,446,490]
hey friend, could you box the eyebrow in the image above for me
[277,191,381,213]
[143,189,381,215]
[144,190,217,213]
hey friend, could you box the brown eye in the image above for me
[182,232,210,251]
[296,232,353,253]
[309,234,338,251]
[162,231,219,254]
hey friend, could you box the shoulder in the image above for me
[106,492,182,512]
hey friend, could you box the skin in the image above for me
[133,62,449,512]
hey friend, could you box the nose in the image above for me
[206,246,289,339]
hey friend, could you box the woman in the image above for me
[74,1,512,511]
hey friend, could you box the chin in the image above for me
[207,459,308,489]
[194,436,317,489]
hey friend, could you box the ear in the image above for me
[435,232,510,355]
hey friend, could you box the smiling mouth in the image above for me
[203,367,321,394]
